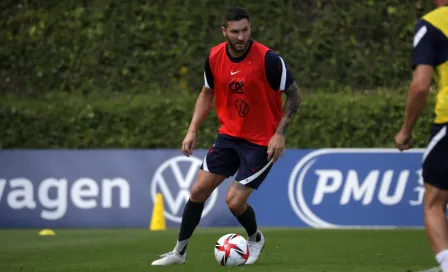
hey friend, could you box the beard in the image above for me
[226,37,248,53]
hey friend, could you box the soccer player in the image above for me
[151,6,301,266]
[395,1,448,271]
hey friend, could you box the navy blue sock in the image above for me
[174,199,204,255]
[236,204,258,238]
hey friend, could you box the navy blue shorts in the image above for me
[200,134,273,190]
[422,123,448,190]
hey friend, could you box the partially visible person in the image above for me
[395,1,448,271]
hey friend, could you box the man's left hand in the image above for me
[267,133,285,162]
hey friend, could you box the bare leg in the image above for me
[226,181,265,265]
[424,183,448,271]
[226,182,258,238]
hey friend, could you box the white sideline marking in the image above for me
[414,267,441,272]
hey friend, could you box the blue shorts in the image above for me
[200,134,274,189]
[422,123,448,190]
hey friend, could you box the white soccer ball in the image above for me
[214,233,250,266]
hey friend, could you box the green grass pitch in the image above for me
[0,228,438,272]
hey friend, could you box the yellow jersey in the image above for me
[414,6,448,123]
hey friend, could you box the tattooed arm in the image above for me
[267,81,301,162]
[275,81,302,136]
[264,50,301,162]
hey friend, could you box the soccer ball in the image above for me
[214,233,250,266]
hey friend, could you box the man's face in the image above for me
[222,19,251,53]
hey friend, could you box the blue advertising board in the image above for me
[0,149,425,228]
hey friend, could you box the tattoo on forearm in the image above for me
[276,81,301,136]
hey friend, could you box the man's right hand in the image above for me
[395,128,413,151]
[182,131,197,157]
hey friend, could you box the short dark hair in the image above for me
[222,6,250,27]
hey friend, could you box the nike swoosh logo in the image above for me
[230,70,240,75]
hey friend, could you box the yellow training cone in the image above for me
[38,229,55,236]
[150,193,166,231]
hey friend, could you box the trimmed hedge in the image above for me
[0,89,436,149]
[0,0,434,94]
